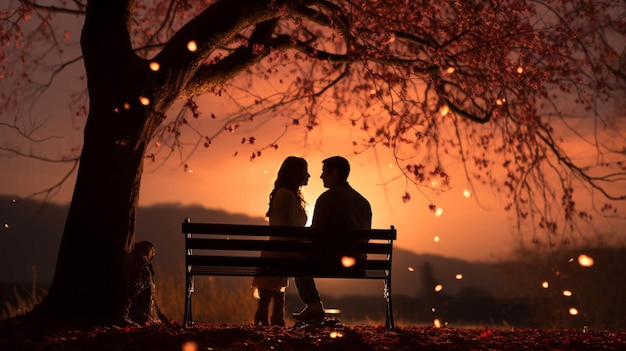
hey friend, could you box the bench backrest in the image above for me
[183,220,396,279]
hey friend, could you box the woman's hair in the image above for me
[266,156,307,217]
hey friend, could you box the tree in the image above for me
[1,0,625,325]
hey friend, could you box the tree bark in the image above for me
[29,0,167,325]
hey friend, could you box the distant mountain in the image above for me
[0,195,505,297]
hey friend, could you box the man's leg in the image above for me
[293,277,324,321]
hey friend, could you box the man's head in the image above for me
[321,156,350,188]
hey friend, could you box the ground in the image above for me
[1,319,624,350]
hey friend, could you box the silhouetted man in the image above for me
[293,156,372,322]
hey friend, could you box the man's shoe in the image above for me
[292,303,324,321]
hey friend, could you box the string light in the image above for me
[149,61,160,71]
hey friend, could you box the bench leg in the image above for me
[384,276,394,329]
[184,274,194,327]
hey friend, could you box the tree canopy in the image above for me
[1,0,625,324]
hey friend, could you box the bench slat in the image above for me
[183,222,396,240]
[186,238,393,254]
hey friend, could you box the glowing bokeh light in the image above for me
[388,163,393,168]
[569,307,579,316]
[435,208,444,217]
[408,266,415,272]
[455,274,463,280]
[517,66,524,74]
[181,341,199,351]
[462,189,471,198]
[187,40,198,52]
[329,331,343,338]
[434,236,440,243]
[434,284,443,292]
[446,67,455,74]
[139,96,150,106]
[149,61,160,71]
[341,256,356,268]
[563,290,573,297]
[542,281,549,289]
[578,254,594,267]
[3,223,8,229]
[434,318,442,328]
[440,105,450,116]
[123,102,131,110]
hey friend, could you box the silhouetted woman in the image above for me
[252,156,310,326]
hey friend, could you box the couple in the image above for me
[252,155,372,326]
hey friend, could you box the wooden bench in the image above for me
[182,218,397,329]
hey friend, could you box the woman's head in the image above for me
[267,156,309,217]
[275,156,309,191]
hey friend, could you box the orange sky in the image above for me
[2,97,521,262]
[3,75,626,262]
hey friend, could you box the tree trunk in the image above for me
[29,96,157,324]
[29,0,169,324]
